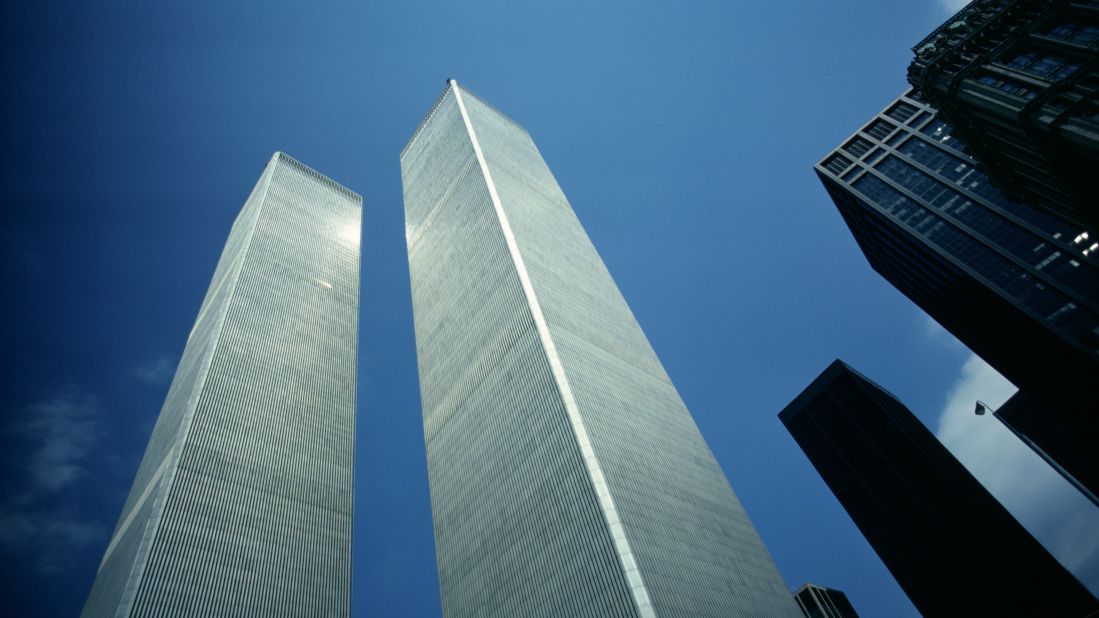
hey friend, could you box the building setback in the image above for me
[791,583,859,618]
[401,79,800,617]
[815,88,1099,502]
[908,0,1099,232]
[778,360,1098,616]
[82,153,361,617]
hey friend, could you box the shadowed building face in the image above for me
[779,360,1098,617]
[792,582,859,618]
[815,89,1099,504]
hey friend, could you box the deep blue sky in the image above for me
[2,1,1096,616]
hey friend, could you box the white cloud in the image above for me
[935,354,1099,593]
[131,355,176,385]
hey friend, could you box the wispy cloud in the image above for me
[921,313,965,351]
[131,355,176,385]
[936,0,972,17]
[935,354,1099,593]
[2,388,108,574]
[11,389,105,492]
[0,506,106,574]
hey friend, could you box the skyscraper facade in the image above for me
[815,89,1099,499]
[779,360,1098,616]
[82,153,361,617]
[908,0,1099,232]
[401,80,799,617]
[791,583,859,618]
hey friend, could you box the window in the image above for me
[1002,50,1079,80]
[865,119,897,141]
[1077,26,1098,45]
[910,111,932,128]
[1048,95,1075,110]
[1006,50,1038,69]
[1046,23,1076,39]
[1043,22,1099,46]
[886,101,918,123]
[824,153,853,176]
[974,73,1038,100]
[844,136,873,158]
[920,119,969,154]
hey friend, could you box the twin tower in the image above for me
[82,80,801,617]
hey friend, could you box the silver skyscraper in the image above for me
[82,153,361,617]
[401,80,798,617]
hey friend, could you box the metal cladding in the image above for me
[401,80,799,617]
[82,153,361,617]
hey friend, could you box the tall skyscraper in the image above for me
[815,89,1099,500]
[791,583,859,618]
[908,0,1099,232]
[82,153,361,617]
[401,79,799,617]
[778,360,1098,616]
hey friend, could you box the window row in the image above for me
[897,135,1076,238]
[851,174,1096,337]
[975,73,1039,100]
[1002,50,1080,81]
[1043,22,1099,47]
[873,156,1099,294]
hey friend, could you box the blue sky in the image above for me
[1,1,1095,616]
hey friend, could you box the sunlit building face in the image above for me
[82,152,361,617]
[401,81,799,618]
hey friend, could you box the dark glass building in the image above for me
[778,360,1098,616]
[908,0,1099,232]
[791,583,859,618]
[815,89,1099,501]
